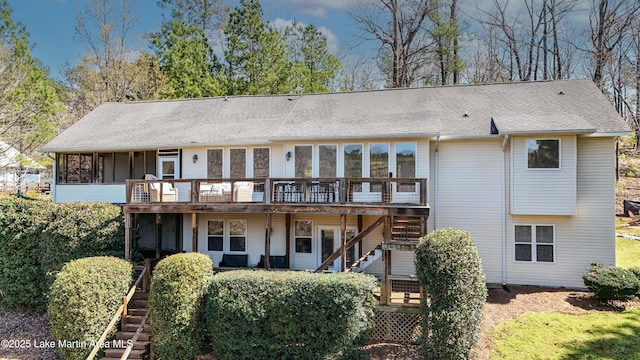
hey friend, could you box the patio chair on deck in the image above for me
[149,182,179,202]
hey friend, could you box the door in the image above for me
[318,226,340,270]
[158,157,179,179]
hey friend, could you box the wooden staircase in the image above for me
[347,244,383,273]
[99,285,152,359]
[391,216,423,243]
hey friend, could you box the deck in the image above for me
[124,177,429,216]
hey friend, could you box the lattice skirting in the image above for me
[371,308,422,344]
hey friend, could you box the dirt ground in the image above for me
[4,286,636,360]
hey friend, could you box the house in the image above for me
[40,79,629,290]
[0,140,46,193]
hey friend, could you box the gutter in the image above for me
[433,136,440,230]
[501,135,509,286]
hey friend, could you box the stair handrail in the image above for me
[119,307,151,360]
[86,259,151,360]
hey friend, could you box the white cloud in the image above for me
[271,18,340,54]
[289,0,363,18]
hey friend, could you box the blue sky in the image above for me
[9,0,362,80]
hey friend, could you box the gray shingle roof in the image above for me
[41,79,629,152]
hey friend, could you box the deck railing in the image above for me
[126,177,428,206]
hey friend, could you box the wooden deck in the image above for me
[124,177,429,216]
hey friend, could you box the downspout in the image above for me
[433,136,440,230]
[500,135,509,288]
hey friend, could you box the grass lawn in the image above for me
[490,217,640,359]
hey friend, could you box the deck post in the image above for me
[124,212,131,260]
[285,214,291,268]
[357,215,363,263]
[381,216,392,305]
[265,213,272,270]
[340,214,347,271]
[191,213,198,253]
[155,214,162,259]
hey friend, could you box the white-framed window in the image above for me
[229,148,247,178]
[294,220,313,253]
[396,142,417,192]
[527,139,560,169]
[514,224,555,262]
[207,219,247,252]
[207,148,223,178]
[319,144,337,177]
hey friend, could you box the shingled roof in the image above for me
[41,79,629,152]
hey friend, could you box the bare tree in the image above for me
[351,0,441,88]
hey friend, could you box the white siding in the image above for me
[507,137,616,288]
[511,135,577,215]
[431,139,504,284]
[55,184,126,203]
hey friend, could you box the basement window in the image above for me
[514,225,555,263]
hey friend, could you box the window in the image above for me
[207,149,223,178]
[207,219,246,252]
[253,148,270,178]
[207,220,224,251]
[344,144,363,192]
[514,225,554,262]
[370,143,389,192]
[396,143,416,192]
[57,153,94,183]
[527,139,560,169]
[295,145,312,178]
[229,220,247,252]
[319,145,337,177]
[295,220,312,253]
[230,149,246,178]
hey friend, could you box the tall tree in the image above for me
[68,0,138,115]
[157,0,226,42]
[351,0,441,88]
[224,0,290,95]
[284,22,341,93]
[0,0,64,169]
[430,0,464,85]
[151,19,224,98]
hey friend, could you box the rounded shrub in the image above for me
[206,270,377,360]
[150,253,214,360]
[0,196,54,309]
[415,228,487,360]
[583,263,640,301]
[47,256,132,360]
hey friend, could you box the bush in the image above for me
[0,198,125,309]
[150,253,214,360]
[0,197,54,309]
[48,256,132,360]
[206,270,377,360]
[583,263,640,301]
[415,228,487,360]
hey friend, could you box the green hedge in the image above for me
[0,197,53,309]
[0,197,125,309]
[415,228,487,360]
[206,270,377,360]
[150,253,214,360]
[47,256,132,360]
[583,263,640,301]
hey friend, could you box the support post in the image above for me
[143,258,151,292]
[121,296,127,330]
[381,216,392,305]
[285,214,291,268]
[191,213,198,253]
[155,214,162,259]
[357,215,363,263]
[265,213,272,270]
[340,214,347,271]
[124,212,131,260]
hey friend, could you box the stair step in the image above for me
[122,323,151,332]
[103,348,147,359]
[115,332,151,342]
[125,315,146,324]
[128,308,148,316]
[132,299,148,308]
[133,292,149,300]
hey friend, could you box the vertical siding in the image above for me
[511,135,577,215]
[507,137,616,288]
[433,139,504,284]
